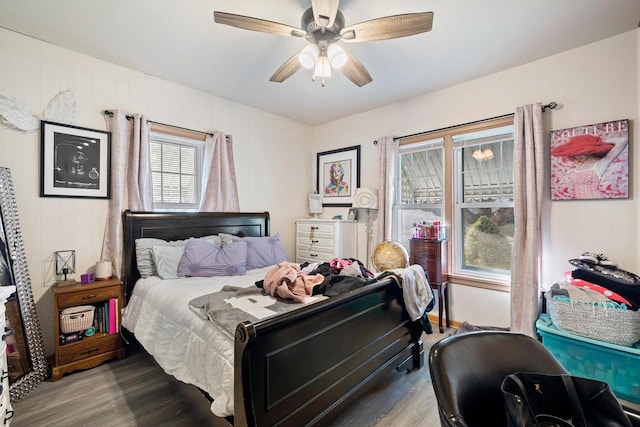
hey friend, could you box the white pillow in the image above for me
[135,235,222,278]
[151,246,185,279]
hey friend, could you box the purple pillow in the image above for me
[177,238,247,277]
[242,234,288,269]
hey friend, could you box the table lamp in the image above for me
[55,250,76,285]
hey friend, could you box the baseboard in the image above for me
[426,312,462,330]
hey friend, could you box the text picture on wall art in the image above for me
[550,119,629,200]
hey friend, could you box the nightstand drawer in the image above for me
[297,248,334,262]
[56,286,119,307]
[57,334,121,365]
[296,222,335,235]
[296,236,334,248]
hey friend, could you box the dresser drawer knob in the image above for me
[80,347,101,354]
[82,294,98,299]
[310,253,318,257]
[310,226,319,230]
[311,240,319,243]
[5,410,13,423]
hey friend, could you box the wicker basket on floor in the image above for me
[545,292,640,347]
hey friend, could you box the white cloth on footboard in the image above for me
[121,267,272,417]
[376,264,434,321]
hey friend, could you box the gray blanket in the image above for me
[189,286,327,339]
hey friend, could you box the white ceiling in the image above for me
[0,0,639,126]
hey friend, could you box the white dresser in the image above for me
[295,219,357,264]
[0,286,15,426]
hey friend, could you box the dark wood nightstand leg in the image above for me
[443,281,450,328]
[435,283,444,333]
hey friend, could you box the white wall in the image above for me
[0,28,313,354]
[313,29,640,328]
[1,26,638,354]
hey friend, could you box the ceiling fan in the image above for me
[213,0,434,87]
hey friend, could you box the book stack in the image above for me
[93,298,119,334]
[59,298,119,345]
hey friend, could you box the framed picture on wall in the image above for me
[550,119,629,200]
[316,145,361,207]
[40,121,111,199]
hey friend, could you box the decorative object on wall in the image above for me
[0,95,38,131]
[550,119,629,200]
[0,167,48,402]
[54,250,76,285]
[40,121,111,199]
[0,89,76,132]
[213,1,433,87]
[308,193,323,218]
[316,145,360,207]
[43,89,76,124]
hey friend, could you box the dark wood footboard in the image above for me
[122,210,424,426]
[234,277,424,427]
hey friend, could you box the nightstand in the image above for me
[52,278,126,381]
[409,238,449,333]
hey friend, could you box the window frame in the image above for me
[396,116,514,292]
[149,127,206,211]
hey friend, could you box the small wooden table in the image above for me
[52,278,126,381]
[409,238,449,333]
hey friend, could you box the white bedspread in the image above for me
[121,267,272,417]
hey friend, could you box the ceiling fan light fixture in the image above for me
[314,55,332,77]
[327,44,347,68]
[299,44,319,69]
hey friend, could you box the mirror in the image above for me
[0,167,47,402]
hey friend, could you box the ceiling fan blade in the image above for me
[269,52,303,83]
[341,12,433,42]
[214,11,306,37]
[340,51,372,87]
[311,0,340,28]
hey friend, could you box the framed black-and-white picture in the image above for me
[40,121,111,199]
[316,145,360,207]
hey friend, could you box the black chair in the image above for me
[428,331,568,427]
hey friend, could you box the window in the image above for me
[395,138,445,244]
[394,117,514,288]
[149,131,204,210]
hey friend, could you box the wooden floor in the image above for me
[11,329,451,427]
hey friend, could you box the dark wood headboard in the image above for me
[122,210,270,301]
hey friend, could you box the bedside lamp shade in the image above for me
[353,188,379,209]
[353,188,379,269]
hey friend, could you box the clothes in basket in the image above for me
[546,282,640,347]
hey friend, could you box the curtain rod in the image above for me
[103,110,220,139]
[373,101,558,145]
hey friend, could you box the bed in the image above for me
[121,210,424,426]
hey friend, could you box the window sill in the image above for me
[448,273,510,293]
